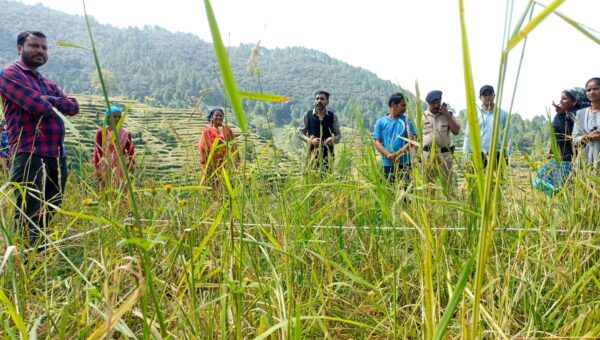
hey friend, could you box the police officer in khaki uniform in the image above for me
[422,90,460,185]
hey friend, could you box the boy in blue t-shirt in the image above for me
[373,93,416,185]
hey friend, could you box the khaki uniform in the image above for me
[422,110,454,184]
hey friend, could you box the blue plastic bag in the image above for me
[532,160,571,197]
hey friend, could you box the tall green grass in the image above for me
[0,0,598,338]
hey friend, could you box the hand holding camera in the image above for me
[441,102,453,117]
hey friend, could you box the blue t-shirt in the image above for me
[373,115,416,166]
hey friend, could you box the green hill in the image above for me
[1,0,549,153]
[0,0,407,130]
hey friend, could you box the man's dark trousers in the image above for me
[10,153,68,248]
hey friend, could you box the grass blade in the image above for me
[433,252,476,340]
[0,289,28,340]
[54,41,89,49]
[458,0,484,200]
[254,316,373,340]
[550,7,600,45]
[204,0,247,133]
[87,283,145,340]
[506,0,566,52]
[238,91,293,103]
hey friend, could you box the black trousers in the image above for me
[309,146,333,172]
[383,163,412,187]
[10,153,68,248]
[481,152,508,169]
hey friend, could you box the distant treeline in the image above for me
[0,0,406,127]
[0,0,549,151]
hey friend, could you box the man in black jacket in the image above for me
[299,90,341,171]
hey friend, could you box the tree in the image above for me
[90,69,117,94]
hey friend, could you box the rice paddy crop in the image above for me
[0,0,598,338]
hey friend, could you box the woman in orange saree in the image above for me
[198,108,237,180]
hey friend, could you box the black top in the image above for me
[552,112,575,162]
[305,110,335,153]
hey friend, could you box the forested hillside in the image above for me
[0,0,407,129]
[1,0,549,151]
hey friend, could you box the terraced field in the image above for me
[64,95,301,184]
[61,95,534,190]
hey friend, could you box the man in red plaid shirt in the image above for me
[0,31,80,249]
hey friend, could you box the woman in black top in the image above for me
[551,87,590,161]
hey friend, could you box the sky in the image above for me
[15,0,600,119]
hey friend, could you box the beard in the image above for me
[22,53,47,69]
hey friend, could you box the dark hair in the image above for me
[207,107,224,122]
[563,90,576,102]
[314,90,330,99]
[17,31,46,46]
[563,88,591,111]
[585,77,600,89]
[388,93,406,107]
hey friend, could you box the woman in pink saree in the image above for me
[93,106,135,190]
[198,108,237,177]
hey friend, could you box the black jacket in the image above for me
[552,112,575,161]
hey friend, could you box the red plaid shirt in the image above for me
[0,61,79,158]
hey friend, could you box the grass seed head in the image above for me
[82,198,96,206]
